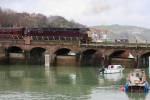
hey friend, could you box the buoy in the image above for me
[119,85,125,92]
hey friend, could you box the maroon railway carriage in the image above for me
[0,27,90,43]
[0,27,25,40]
[25,28,89,43]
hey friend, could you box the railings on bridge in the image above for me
[0,35,80,41]
[80,42,150,49]
[0,35,150,48]
[0,34,23,40]
[30,36,81,45]
[0,39,24,45]
[0,36,81,45]
[31,36,80,45]
[30,36,80,41]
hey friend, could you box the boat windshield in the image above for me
[108,65,123,69]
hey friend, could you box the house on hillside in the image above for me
[115,32,129,43]
[89,28,111,42]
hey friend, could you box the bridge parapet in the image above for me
[0,40,24,45]
[80,42,150,49]
[0,37,80,45]
[1,38,150,49]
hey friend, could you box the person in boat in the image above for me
[128,69,146,84]
[99,67,105,73]
[125,69,149,93]
[139,70,146,84]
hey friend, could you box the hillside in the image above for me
[0,7,85,28]
[92,25,150,43]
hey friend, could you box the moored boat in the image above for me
[124,69,149,93]
[100,65,124,74]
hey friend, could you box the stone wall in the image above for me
[56,56,79,66]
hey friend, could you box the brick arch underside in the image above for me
[29,47,46,65]
[106,49,136,68]
[7,46,23,53]
[140,51,150,68]
[107,49,136,59]
[81,49,105,66]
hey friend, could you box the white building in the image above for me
[89,28,110,42]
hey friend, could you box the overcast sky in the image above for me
[0,0,150,28]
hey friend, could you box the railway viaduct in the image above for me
[0,37,150,68]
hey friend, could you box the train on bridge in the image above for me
[0,27,150,67]
[0,27,90,43]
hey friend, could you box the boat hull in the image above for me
[125,82,149,93]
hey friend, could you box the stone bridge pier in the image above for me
[23,47,56,65]
[0,46,6,64]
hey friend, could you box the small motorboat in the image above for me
[124,69,149,93]
[100,65,124,74]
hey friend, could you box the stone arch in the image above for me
[7,46,23,53]
[81,49,98,66]
[82,49,97,55]
[30,47,46,65]
[109,50,135,67]
[109,49,135,59]
[140,51,150,68]
[53,48,79,66]
[54,48,71,56]
[140,50,150,57]
[109,50,127,58]
[141,52,150,57]
[6,46,24,64]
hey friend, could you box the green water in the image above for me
[0,65,149,100]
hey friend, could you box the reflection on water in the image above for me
[0,65,149,100]
[101,73,123,81]
[127,93,147,100]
